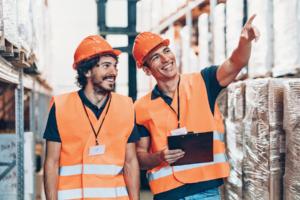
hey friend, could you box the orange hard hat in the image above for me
[133,32,170,69]
[73,35,122,69]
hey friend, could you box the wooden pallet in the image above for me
[0,39,30,68]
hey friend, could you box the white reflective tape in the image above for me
[58,188,82,200]
[147,153,228,182]
[84,164,123,175]
[173,153,228,172]
[213,131,225,143]
[147,165,173,182]
[59,164,82,176]
[84,187,128,198]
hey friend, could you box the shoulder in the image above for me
[201,65,219,78]
[53,91,79,103]
[134,92,152,110]
[111,92,133,105]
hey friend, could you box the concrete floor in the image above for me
[140,189,153,200]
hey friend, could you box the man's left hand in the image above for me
[240,14,260,43]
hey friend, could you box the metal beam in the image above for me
[15,68,24,200]
[30,82,36,200]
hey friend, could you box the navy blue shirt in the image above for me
[43,89,140,143]
[137,66,226,200]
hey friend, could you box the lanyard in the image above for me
[81,94,112,146]
[168,76,180,129]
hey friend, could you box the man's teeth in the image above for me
[106,78,115,82]
[163,63,172,70]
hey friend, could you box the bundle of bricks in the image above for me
[282,80,300,200]
[243,78,286,200]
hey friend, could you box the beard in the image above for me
[91,72,115,95]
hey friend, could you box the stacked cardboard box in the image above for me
[225,81,245,200]
[282,80,300,200]
[243,79,285,200]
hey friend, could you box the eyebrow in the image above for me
[149,47,170,62]
[101,62,112,65]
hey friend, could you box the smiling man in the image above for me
[43,35,140,200]
[133,15,260,200]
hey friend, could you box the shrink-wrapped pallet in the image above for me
[198,13,210,70]
[151,0,163,29]
[216,88,228,119]
[17,0,32,53]
[213,3,226,65]
[2,0,21,48]
[180,26,191,74]
[247,0,273,78]
[282,80,300,200]
[243,78,285,200]
[226,0,243,59]
[224,81,245,200]
[140,0,151,32]
[273,0,299,77]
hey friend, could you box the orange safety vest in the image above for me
[52,91,134,200]
[134,73,230,195]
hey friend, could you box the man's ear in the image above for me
[84,70,92,78]
[141,66,152,76]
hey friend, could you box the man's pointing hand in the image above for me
[240,14,261,43]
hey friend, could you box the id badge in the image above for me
[170,127,188,136]
[89,145,105,156]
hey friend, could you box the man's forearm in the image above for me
[44,160,59,200]
[124,159,140,200]
[230,39,252,70]
[137,151,163,170]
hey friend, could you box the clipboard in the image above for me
[167,132,213,166]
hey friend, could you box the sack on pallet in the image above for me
[273,0,300,77]
[247,0,273,78]
[243,78,285,200]
[282,80,300,200]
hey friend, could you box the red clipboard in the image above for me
[167,132,213,166]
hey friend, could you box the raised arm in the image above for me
[44,141,61,200]
[124,143,140,200]
[217,14,261,87]
[136,136,184,170]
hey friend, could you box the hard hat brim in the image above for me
[137,39,170,69]
[73,49,122,69]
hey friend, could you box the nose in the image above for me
[108,66,118,76]
[160,54,169,63]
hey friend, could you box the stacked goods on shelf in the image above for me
[225,0,243,59]
[243,79,285,200]
[139,0,151,32]
[162,0,178,21]
[0,133,34,200]
[151,0,163,29]
[225,81,245,200]
[198,13,210,70]
[273,0,299,77]
[213,3,226,65]
[282,80,300,200]
[247,0,273,78]
[17,0,32,55]
[1,0,21,49]
[180,26,191,74]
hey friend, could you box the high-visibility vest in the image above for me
[134,73,230,195]
[53,91,134,200]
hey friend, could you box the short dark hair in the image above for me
[143,60,150,69]
[75,54,118,88]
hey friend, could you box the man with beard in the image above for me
[133,15,260,200]
[43,35,140,200]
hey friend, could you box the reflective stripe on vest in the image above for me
[57,187,128,200]
[147,153,228,182]
[59,164,123,176]
[213,131,224,143]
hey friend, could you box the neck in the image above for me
[156,74,179,98]
[84,84,108,109]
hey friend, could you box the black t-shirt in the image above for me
[43,89,140,143]
[137,65,226,200]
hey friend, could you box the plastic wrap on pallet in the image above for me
[225,0,243,59]
[247,0,273,78]
[177,0,187,9]
[282,80,300,200]
[273,0,299,77]
[2,0,21,48]
[243,78,285,200]
[17,0,32,53]
[213,3,226,65]
[162,0,177,20]
[140,0,151,32]
[225,82,245,200]
[216,88,227,119]
[198,13,210,70]
[180,26,191,74]
[151,0,163,29]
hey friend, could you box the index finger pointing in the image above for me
[247,14,257,25]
